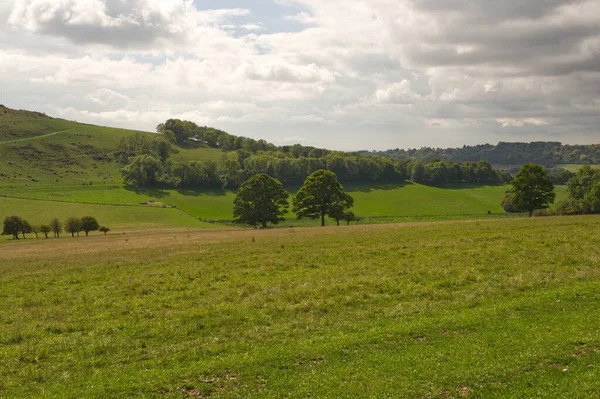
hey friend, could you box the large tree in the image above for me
[233,174,289,228]
[81,216,100,236]
[510,164,556,217]
[293,170,354,227]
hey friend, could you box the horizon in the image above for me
[1,0,599,150]
[5,103,599,152]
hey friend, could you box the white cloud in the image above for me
[1,0,599,150]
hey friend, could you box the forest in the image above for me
[118,119,512,189]
[366,141,600,167]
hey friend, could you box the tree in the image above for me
[50,218,62,238]
[2,216,24,239]
[31,225,40,239]
[293,170,354,227]
[40,225,52,239]
[99,226,111,235]
[509,164,556,217]
[65,217,82,238]
[81,216,100,236]
[411,161,426,183]
[121,155,165,187]
[343,210,358,225]
[20,220,32,239]
[233,174,289,228]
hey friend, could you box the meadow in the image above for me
[1,217,600,398]
[0,196,216,231]
[0,182,569,224]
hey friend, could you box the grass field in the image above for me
[0,182,570,223]
[1,216,600,398]
[0,196,217,232]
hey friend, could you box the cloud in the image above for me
[375,80,420,104]
[235,60,335,84]
[8,0,249,48]
[1,0,599,150]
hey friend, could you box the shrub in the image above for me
[532,208,556,217]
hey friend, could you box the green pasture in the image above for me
[0,196,215,233]
[1,217,600,397]
[0,182,570,226]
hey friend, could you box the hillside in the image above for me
[0,105,224,186]
[366,141,600,167]
[0,105,572,233]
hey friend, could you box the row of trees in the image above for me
[119,120,515,190]
[409,160,512,185]
[2,216,109,240]
[369,141,600,167]
[233,170,356,228]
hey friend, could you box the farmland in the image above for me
[1,217,600,398]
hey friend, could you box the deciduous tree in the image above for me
[2,216,24,239]
[81,216,100,236]
[293,170,354,227]
[233,174,289,228]
[50,218,62,238]
[40,225,52,239]
[510,164,556,217]
[65,217,82,238]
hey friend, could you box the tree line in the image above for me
[118,119,513,190]
[2,216,109,239]
[367,141,600,167]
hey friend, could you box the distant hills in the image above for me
[361,142,600,168]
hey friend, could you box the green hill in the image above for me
[0,105,570,235]
[0,105,223,187]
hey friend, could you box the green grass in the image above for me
[0,196,217,232]
[1,216,600,397]
[172,144,225,163]
[0,107,234,186]
[0,183,570,224]
[0,106,79,142]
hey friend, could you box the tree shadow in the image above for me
[124,185,171,199]
[344,181,411,193]
[427,183,508,190]
[176,188,228,197]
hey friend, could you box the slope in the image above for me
[0,106,224,187]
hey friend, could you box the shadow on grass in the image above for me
[425,183,509,190]
[176,188,229,197]
[344,182,412,193]
[124,185,171,199]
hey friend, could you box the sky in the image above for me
[0,0,599,150]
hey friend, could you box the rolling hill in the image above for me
[0,105,572,235]
[0,105,223,187]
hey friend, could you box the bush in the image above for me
[532,208,556,217]
[555,199,584,215]
[501,191,520,213]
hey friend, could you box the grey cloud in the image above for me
[7,0,248,48]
